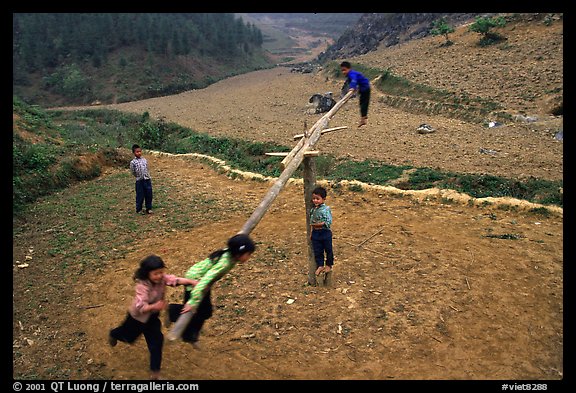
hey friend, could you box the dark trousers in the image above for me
[311,228,334,268]
[359,89,370,117]
[110,312,163,372]
[168,289,213,343]
[135,179,153,212]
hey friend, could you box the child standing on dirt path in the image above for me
[109,255,196,380]
[310,186,334,275]
[166,234,256,347]
[130,144,153,215]
[340,61,371,128]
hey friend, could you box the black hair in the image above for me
[340,61,351,69]
[312,186,327,199]
[132,144,141,153]
[133,254,166,281]
[209,234,256,261]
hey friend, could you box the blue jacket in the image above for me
[347,70,371,92]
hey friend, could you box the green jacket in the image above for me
[184,251,236,308]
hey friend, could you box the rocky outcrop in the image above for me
[318,13,490,61]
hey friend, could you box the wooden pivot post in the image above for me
[303,156,318,286]
[167,90,355,341]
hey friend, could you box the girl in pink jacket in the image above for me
[109,254,196,380]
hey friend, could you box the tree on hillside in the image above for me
[430,17,455,46]
[468,16,507,46]
[13,13,266,72]
[13,13,271,106]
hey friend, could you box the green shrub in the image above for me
[328,159,406,184]
[469,16,507,46]
[408,168,452,189]
[43,64,93,102]
[137,117,166,149]
[430,17,455,46]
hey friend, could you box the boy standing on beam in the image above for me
[340,61,371,128]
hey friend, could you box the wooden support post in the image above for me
[325,269,333,286]
[266,151,319,157]
[303,156,318,286]
[293,126,348,141]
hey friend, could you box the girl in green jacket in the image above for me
[166,234,256,346]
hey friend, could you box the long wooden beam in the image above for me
[167,89,355,342]
[280,125,313,169]
[239,89,355,236]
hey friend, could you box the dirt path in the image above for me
[73,154,562,380]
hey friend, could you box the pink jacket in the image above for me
[128,274,178,323]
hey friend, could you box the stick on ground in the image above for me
[356,227,385,247]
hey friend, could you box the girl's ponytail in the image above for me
[208,234,256,261]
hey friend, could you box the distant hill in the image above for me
[318,13,490,61]
[237,13,363,64]
[327,12,563,118]
[245,13,363,39]
[12,13,274,107]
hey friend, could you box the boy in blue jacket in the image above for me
[340,61,371,128]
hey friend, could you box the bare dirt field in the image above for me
[12,151,564,381]
[114,157,564,381]
[13,14,564,384]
